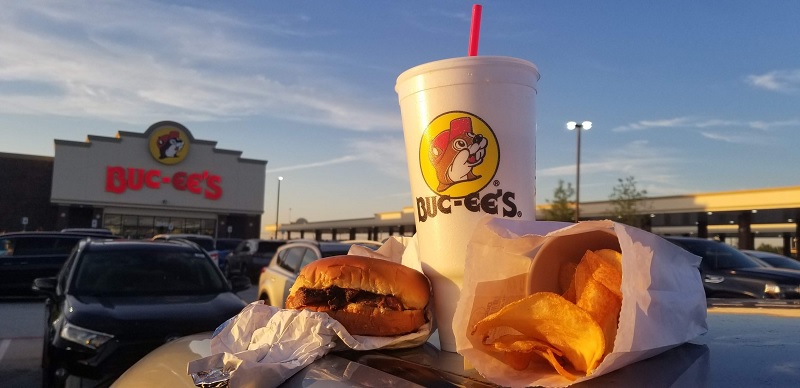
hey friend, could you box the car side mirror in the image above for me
[32,277,57,298]
[229,275,251,293]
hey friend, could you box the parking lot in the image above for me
[0,286,258,388]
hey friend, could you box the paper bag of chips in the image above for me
[453,218,708,387]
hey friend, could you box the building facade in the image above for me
[277,186,800,258]
[1,122,267,239]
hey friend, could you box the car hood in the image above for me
[725,267,800,283]
[64,293,247,337]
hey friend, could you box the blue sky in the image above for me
[1,1,799,228]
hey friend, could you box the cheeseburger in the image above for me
[285,255,430,336]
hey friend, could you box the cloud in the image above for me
[346,136,409,180]
[746,69,800,92]
[538,139,686,199]
[0,1,399,130]
[613,116,799,133]
[266,155,360,174]
[699,128,780,145]
[612,117,694,132]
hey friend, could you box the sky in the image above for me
[1,1,799,230]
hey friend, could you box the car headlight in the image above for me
[60,322,114,349]
[764,282,781,295]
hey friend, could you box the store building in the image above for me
[0,122,266,239]
[277,186,800,258]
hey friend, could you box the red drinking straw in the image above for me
[468,4,482,56]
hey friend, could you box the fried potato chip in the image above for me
[489,335,578,380]
[490,334,559,354]
[576,277,622,356]
[588,249,623,299]
[572,250,622,299]
[470,292,605,376]
[490,335,555,371]
[559,261,577,302]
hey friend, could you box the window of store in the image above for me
[104,214,216,239]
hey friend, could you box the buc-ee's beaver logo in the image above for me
[416,112,520,222]
[148,127,189,165]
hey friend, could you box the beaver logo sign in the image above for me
[148,126,190,165]
[415,112,518,223]
[420,112,498,197]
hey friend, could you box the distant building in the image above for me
[277,186,800,258]
[0,122,266,239]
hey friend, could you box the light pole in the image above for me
[274,176,283,239]
[566,121,592,223]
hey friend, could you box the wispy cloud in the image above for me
[698,129,780,145]
[746,69,800,93]
[612,117,694,132]
[0,1,398,130]
[346,136,409,180]
[538,139,687,199]
[266,155,360,173]
[613,117,798,133]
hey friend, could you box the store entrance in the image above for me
[103,214,216,239]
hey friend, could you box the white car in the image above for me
[257,240,356,308]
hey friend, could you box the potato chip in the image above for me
[470,292,605,376]
[572,249,623,354]
[576,277,622,356]
[490,334,555,371]
[559,261,577,302]
[489,335,578,380]
[569,250,621,299]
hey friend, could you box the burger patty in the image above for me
[293,286,404,311]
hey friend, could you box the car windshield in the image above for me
[672,239,763,270]
[320,247,353,258]
[257,241,284,253]
[71,249,228,296]
[754,254,800,270]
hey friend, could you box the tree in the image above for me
[608,176,649,228]
[544,180,575,221]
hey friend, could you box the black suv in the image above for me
[32,238,250,387]
[665,236,800,299]
[0,230,116,296]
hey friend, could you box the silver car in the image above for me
[257,240,356,308]
[113,300,800,387]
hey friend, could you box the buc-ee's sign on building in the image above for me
[105,125,222,200]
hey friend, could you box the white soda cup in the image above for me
[395,56,539,351]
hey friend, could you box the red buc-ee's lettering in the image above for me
[105,166,223,200]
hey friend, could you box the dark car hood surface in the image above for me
[64,293,246,338]
[724,267,800,283]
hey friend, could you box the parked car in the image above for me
[742,250,800,271]
[214,237,243,272]
[114,300,800,387]
[32,238,250,387]
[225,239,286,283]
[664,236,800,299]
[151,234,220,267]
[0,230,117,296]
[61,228,115,236]
[257,240,356,308]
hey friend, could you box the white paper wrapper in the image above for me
[187,238,433,388]
[453,217,708,387]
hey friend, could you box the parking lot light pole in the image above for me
[275,176,283,239]
[566,121,592,223]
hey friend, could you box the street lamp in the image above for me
[566,121,592,223]
[274,176,283,239]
